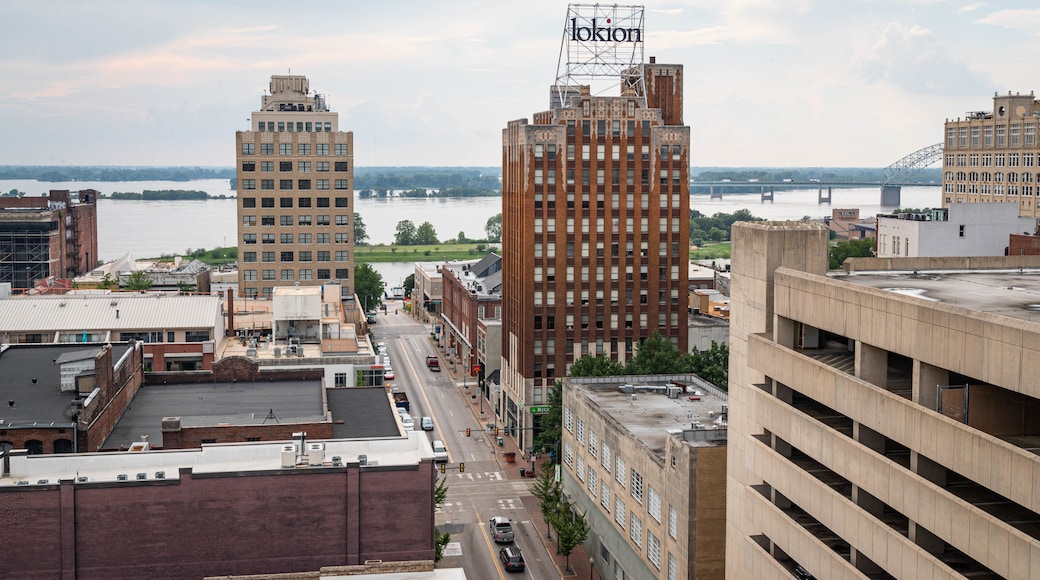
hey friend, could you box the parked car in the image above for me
[383,367,394,380]
[431,439,448,462]
[421,416,434,431]
[488,516,514,543]
[401,415,414,431]
[498,546,525,572]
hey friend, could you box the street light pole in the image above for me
[589,556,594,580]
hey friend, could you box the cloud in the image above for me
[974,8,1040,32]
[856,22,991,95]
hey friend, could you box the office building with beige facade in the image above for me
[727,220,1040,579]
[942,91,1040,218]
[562,375,726,580]
[236,75,354,299]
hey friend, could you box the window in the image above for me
[615,456,626,486]
[279,180,293,190]
[317,251,330,261]
[243,269,256,280]
[648,486,661,522]
[259,161,273,172]
[335,161,349,171]
[242,161,256,172]
[317,233,330,244]
[299,251,312,262]
[601,443,611,471]
[261,252,275,262]
[630,470,643,503]
[647,532,661,569]
[242,215,256,227]
[299,269,312,280]
[317,143,329,155]
[317,179,330,190]
[317,161,329,172]
[185,331,210,342]
[335,233,350,243]
[298,143,311,155]
[298,197,312,208]
[667,554,677,580]
[280,161,293,172]
[335,214,349,225]
[564,408,574,432]
[588,466,597,493]
[298,215,312,226]
[335,179,349,189]
[242,251,256,263]
[241,143,255,155]
[260,143,274,155]
[262,233,275,244]
[243,233,256,244]
[335,197,349,208]
[317,268,331,280]
[317,215,330,226]
[335,143,348,155]
[317,197,330,207]
[588,431,597,457]
[600,481,611,510]
[629,514,642,547]
[335,250,349,261]
[279,143,291,155]
[280,269,294,281]
[564,441,574,467]
[261,215,275,226]
[242,197,257,208]
[279,233,293,244]
[279,215,292,226]
[615,497,626,527]
[262,269,275,280]
[260,179,274,190]
[298,233,311,244]
[280,251,293,262]
[335,268,349,279]
[668,506,678,539]
[298,179,311,190]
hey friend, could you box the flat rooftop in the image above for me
[2,432,434,487]
[569,376,728,458]
[0,343,134,427]
[832,268,1040,323]
[327,387,403,439]
[104,380,325,449]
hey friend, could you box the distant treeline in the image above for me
[359,186,499,198]
[0,166,234,182]
[104,190,228,200]
[355,167,501,191]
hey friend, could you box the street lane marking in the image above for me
[474,506,508,580]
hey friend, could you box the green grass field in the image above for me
[690,242,731,260]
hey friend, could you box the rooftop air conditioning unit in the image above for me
[136,473,147,480]
[332,456,343,466]
[117,474,128,481]
[155,471,165,480]
[358,454,368,466]
[307,442,325,465]
[281,444,296,468]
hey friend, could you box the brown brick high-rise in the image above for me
[500,61,690,452]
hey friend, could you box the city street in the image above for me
[369,301,569,579]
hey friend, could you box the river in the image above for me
[1,178,942,285]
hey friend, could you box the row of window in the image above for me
[240,179,349,191]
[242,268,349,282]
[565,118,654,139]
[242,161,349,172]
[241,197,349,208]
[945,171,1039,183]
[946,124,1038,149]
[944,184,1035,196]
[534,142,683,162]
[946,152,1040,167]
[533,167,683,188]
[256,121,333,133]
[532,191,684,212]
[243,233,350,245]
[241,142,349,156]
[120,330,210,342]
[242,215,350,227]
[242,250,349,262]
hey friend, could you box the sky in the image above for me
[2,0,1039,169]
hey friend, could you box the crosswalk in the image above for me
[452,471,504,481]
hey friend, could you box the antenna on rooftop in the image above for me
[264,408,280,424]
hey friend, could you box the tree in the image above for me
[690,341,729,390]
[530,466,561,539]
[176,281,196,295]
[434,477,451,561]
[534,381,562,456]
[403,273,416,297]
[354,212,369,246]
[99,273,118,290]
[394,220,417,245]
[415,221,439,245]
[549,501,591,573]
[354,263,384,313]
[569,354,625,377]
[124,270,153,291]
[829,238,875,269]
[624,331,693,375]
[485,213,502,242]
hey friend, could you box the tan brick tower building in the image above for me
[236,75,354,299]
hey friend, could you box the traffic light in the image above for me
[494,427,499,436]
[459,463,465,473]
[440,463,446,474]
[466,428,471,437]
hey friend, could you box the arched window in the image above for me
[24,440,43,455]
[53,439,73,454]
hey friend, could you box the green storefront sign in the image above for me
[527,406,550,414]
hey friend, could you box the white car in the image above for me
[431,439,448,462]
[383,367,395,380]
[401,415,415,431]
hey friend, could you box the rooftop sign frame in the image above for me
[554,4,646,105]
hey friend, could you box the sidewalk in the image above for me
[441,349,595,579]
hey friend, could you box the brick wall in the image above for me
[162,421,333,449]
[145,357,323,385]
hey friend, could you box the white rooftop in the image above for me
[0,292,223,332]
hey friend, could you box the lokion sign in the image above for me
[570,17,642,43]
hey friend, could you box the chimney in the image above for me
[226,288,235,337]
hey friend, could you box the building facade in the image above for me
[876,203,1036,258]
[562,376,727,580]
[727,221,1040,579]
[942,91,1040,217]
[0,189,98,290]
[501,61,691,453]
[236,75,354,299]
[440,253,502,381]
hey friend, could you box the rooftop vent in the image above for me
[116,474,128,481]
[37,479,49,485]
[76,476,88,483]
[136,472,147,480]
[155,471,165,480]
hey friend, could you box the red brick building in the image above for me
[439,253,502,378]
[0,435,436,579]
[501,59,691,451]
[0,189,98,290]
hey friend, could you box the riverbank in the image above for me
[148,243,500,266]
